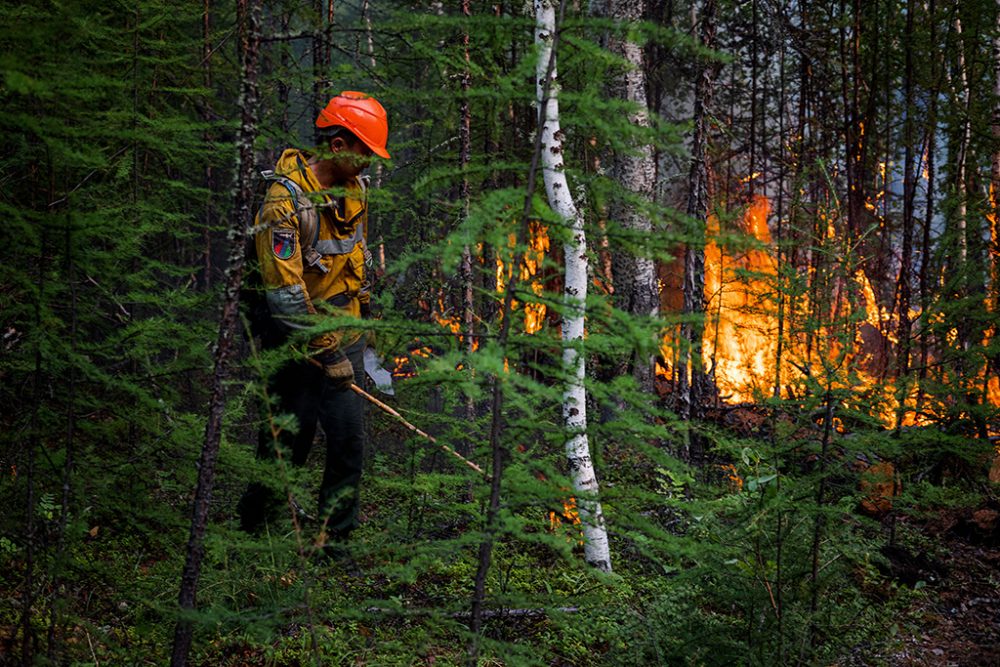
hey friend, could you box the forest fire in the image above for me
[391,345,432,379]
[396,224,551,380]
[658,194,784,403]
[701,193,777,403]
[495,221,549,334]
[658,190,1000,431]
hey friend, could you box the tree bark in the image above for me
[991,0,1000,310]
[170,0,260,664]
[536,0,611,572]
[601,0,659,392]
[678,0,717,458]
[896,0,916,391]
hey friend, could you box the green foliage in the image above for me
[2,0,997,665]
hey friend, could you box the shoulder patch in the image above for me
[272,228,296,260]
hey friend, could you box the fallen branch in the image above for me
[349,383,486,478]
[302,357,485,476]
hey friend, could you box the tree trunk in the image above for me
[170,0,260,663]
[312,0,333,144]
[536,0,611,572]
[20,188,49,666]
[601,0,659,392]
[679,0,717,459]
[918,0,938,415]
[991,0,1000,310]
[461,0,475,435]
[896,0,916,409]
[954,16,971,267]
[46,208,78,663]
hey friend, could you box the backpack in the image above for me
[240,170,322,347]
[240,169,371,346]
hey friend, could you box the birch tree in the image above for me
[535,0,611,572]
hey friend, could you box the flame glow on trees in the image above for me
[396,223,552,379]
[495,221,550,334]
[659,189,1000,430]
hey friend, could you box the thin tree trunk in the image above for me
[896,0,916,413]
[170,0,260,663]
[536,0,611,572]
[749,0,758,195]
[202,0,213,290]
[918,0,938,414]
[773,30,787,663]
[679,0,717,459]
[20,178,48,666]
[774,30,786,400]
[991,0,1000,310]
[460,0,475,433]
[362,0,387,276]
[312,0,332,144]
[807,386,835,654]
[954,16,971,266]
[46,208,78,663]
[467,3,570,659]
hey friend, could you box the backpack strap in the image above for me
[260,169,327,274]
[357,175,373,268]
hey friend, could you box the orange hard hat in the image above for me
[316,91,390,159]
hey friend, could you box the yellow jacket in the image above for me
[255,149,369,353]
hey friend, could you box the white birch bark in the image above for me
[535,0,611,573]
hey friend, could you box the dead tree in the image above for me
[170,0,261,663]
[678,0,718,460]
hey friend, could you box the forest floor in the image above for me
[864,502,1000,667]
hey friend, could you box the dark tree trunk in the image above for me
[201,0,214,290]
[917,0,938,414]
[312,0,333,144]
[45,208,78,663]
[461,0,475,437]
[170,0,260,663]
[679,0,717,460]
[20,174,49,666]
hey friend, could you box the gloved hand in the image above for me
[315,350,355,391]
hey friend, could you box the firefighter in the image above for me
[237,91,390,544]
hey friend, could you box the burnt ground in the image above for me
[870,503,1000,667]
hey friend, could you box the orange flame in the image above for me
[701,194,779,403]
[656,177,1000,431]
[496,222,549,334]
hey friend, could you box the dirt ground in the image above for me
[879,503,1000,667]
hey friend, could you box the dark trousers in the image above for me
[238,338,366,536]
